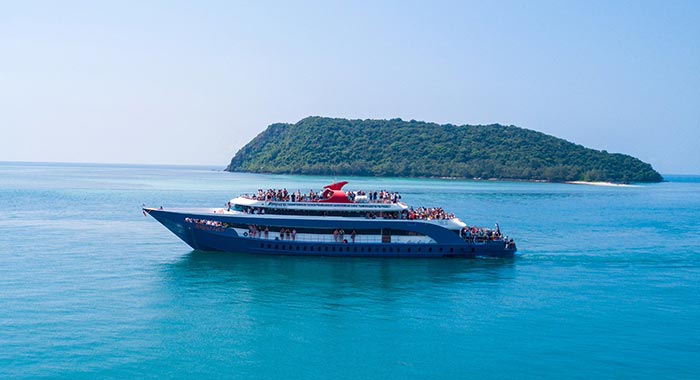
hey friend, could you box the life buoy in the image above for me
[243,232,248,237]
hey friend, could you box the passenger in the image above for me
[292,228,297,241]
[333,229,339,242]
[351,230,356,243]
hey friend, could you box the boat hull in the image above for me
[145,208,516,259]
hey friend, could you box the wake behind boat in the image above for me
[144,181,516,258]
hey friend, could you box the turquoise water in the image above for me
[1,162,699,379]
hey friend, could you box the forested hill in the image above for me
[226,117,663,183]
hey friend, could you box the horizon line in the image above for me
[1,160,698,177]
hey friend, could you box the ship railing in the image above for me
[238,195,400,204]
[463,236,507,244]
[241,232,435,244]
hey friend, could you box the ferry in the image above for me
[144,181,516,258]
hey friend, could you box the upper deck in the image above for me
[228,181,456,221]
[231,197,407,212]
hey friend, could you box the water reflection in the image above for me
[161,250,517,291]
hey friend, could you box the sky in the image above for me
[1,1,698,174]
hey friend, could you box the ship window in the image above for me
[354,247,357,252]
[428,248,432,252]
[303,246,307,251]
[382,247,386,253]
[267,244,271,249]
[260,243,264,248]
[296,246,300,251]
[310,246,314,251]
[418,247,421,252]
[275,244,278,249]
[407,247,411,252]
[360,247,364,252]
[325,246,328,252]
[450,248,454,253]
[439,248,443,253]
[471,247,475,253]
[332,247,335,252]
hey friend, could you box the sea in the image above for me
[1,162,699,380]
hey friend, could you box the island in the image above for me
[226,116,663,183]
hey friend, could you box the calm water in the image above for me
[1,162,699,379]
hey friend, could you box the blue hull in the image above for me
[145,208,516,259]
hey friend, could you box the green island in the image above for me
[226,116,662,183]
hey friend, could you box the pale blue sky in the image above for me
[1,1,698,174]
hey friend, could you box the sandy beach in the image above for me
[566,181,639,187]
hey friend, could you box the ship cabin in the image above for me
[229,197,407,218]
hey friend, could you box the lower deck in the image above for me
[183,224,515,258]
[147,208,516,258]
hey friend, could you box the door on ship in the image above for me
[381,228,391,243]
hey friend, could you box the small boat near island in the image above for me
[144,181,516,258]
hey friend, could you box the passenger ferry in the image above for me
[144,181,516,258]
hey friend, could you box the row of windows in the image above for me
[258,243,476,254]
[284,210,399,218]
[232,223,427,237]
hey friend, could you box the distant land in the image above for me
[226,117,663,183]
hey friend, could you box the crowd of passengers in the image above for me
[243,226,359,243]
[240,188,402,204]
[245,225,298,240]
[406,207,454,220]
[184,217,224,227]
[234,205,455,221]
[461,224,505,241]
